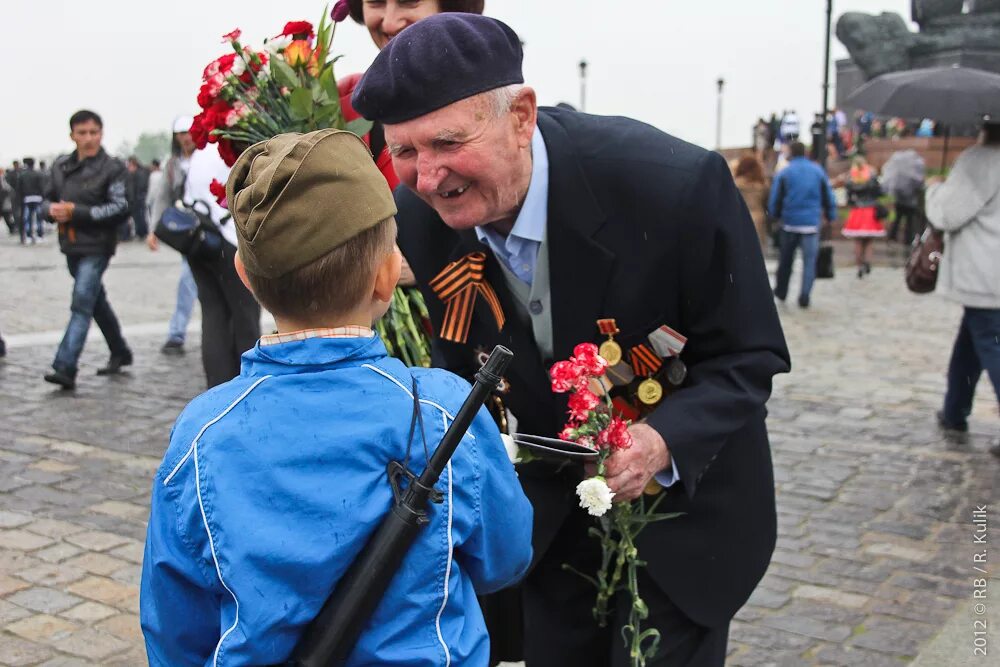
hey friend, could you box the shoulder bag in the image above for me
[154,200,224,262]
[904,226,944,294]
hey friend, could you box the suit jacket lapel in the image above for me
[452,230,552,402]
[537,112,615,362]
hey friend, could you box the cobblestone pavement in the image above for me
[0,233,997,665]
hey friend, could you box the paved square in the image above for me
[0,235,997,665]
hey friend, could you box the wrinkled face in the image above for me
[363,0,442,50]
[385,91,536,231]
[70,120,103,158]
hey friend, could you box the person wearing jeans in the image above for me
[941,309,1000,435]
[163,259,198,353]
[774,230,820,306]
[42,110,132,390]
[18,158,46,244]
[52,255,130,376]
[926,122,1000,454]
[180,141,259,387]
[768,141,838,308]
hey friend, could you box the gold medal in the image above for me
[599,339,623,366]
[637,378,664,405]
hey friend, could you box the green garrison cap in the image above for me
[226,129,397,279]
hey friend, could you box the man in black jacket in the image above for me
[42,109,133,390]
[353,15,790,666]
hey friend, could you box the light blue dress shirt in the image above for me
[475,128,679,488]
[475,128,548,286]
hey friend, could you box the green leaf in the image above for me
[288,88,314,120]
[346,118,374,138]
[271,58,300,90]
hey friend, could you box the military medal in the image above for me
[666,357,687,386]
[644,478,663,495]
[637,378,664,405]
[648,325,688,387]
[597,318,623,366]
[630,343,665,406]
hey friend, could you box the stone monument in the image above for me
[836,0,1000,112]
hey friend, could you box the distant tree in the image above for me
[116,132,171,165]
[133,132,171,164]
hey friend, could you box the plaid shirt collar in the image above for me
[259,326,374,347]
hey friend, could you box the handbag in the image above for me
[905,226,944,294]
[816,244,835,279]
[154,201,224,262]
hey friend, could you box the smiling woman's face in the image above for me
[363,0,442,50]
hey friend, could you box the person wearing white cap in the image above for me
[147,116,200,355]
[148,115,259,385]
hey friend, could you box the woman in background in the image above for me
[841,156,885,278]
[733,153,770,249]
[926,121,1000,454]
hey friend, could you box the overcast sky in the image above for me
[0,0,912,165]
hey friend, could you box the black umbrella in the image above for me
[846,65,1000,168]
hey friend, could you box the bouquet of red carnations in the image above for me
[191,1,365,166]
[551,343,681,667]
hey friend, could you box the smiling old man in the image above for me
[353,14,790,667]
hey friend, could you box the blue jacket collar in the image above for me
[240,335,388,376]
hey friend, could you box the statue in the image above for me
[838,0,1000,80]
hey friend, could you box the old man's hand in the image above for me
[602,423,671,502]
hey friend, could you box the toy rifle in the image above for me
[288,345,513,666]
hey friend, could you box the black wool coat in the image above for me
[396,107,791,628]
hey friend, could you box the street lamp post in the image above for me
[716,77,725,150]
[579,60,588,112]
[820,0,833,168]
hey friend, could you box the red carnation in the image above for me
[217,139,239,167]
[572,342,608,377]
[197,83,215,110]
[209,178,227,206]
[568,389,601,422]
[189,115,210,149]
[550,360,585,393]
[280,21,315,39]
[559,427,578,442]
[222,28,242,43]
[597,417,632,451]
[203,52,237,81]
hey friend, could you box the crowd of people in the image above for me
[1,2,998,665]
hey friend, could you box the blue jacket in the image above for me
[768,157,837,232]
[140,335,533,666]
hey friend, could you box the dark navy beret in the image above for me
[352,14,524,124]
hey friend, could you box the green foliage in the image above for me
[115,132,171,164]
[133,131,172,164]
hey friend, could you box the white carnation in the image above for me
[500,434,521,464]
[576,476,615,517]
[267,34,293,53]
[230,56,247,77]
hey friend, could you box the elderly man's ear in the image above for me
[510,87,538,149]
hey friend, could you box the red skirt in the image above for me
[842,206,885,238]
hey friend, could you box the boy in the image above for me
[140,129,533,666]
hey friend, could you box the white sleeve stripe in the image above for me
[434,412,454,667]
[360,364,476,441]
[193,429,240,667]
[163,375,273,486]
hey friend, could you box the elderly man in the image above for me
[353,14,790,666]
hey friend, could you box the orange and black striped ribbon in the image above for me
[429,252,505,344]
[629,343,663,377]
